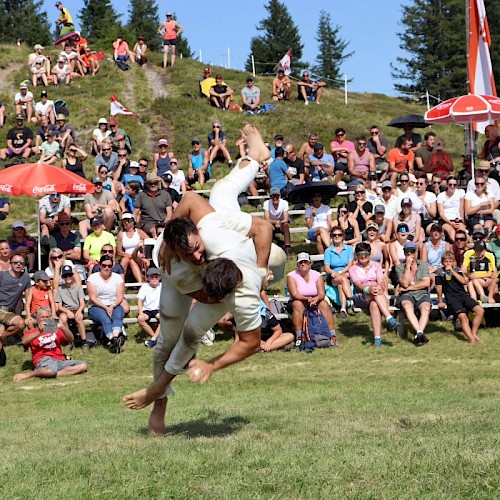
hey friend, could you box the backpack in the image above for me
[115,60,130,71]
[54,99,69,116]
[296,307,331,351]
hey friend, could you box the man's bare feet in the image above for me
[148,398,167,435]
[122,384,164,410]
[240,124,270,164]
[13,372,33,382]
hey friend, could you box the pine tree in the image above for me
[175,31,193,59]
[79,0,122,47]
[245,0,304,75]
[127,0,161,51]
[485,1,500,91]
[0,0,52,46]
[392,0,467,100]
[313,10,353,88]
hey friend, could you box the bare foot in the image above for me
[122,385,164,410]
[13,372,33,382]
[241,124,270,164]
[148,399,167,435]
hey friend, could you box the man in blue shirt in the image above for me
[269,147,292,196]
[309,143,335,182]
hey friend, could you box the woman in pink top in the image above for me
[349,242,399,346]
[330,127,355,184]
[287,252,335,340]
[158,12,183,68]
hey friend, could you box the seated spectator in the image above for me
[28,44,51,76]
[25,270,56,329]
[164,157,186,197]
[436,251,483,343]
[395,126,422,153]
[0,197,10,221]
[331,203,360,246]
[348,185,373,234]
[305,192,332,254]
[457,155,473,190]
[394,241,431,346]
[431,173,445,195]
[113,147,132,182]
[90,244,120,272]
[138,267,162,348]
[257,300,294,351]
[83,217,116,265]
[132,36,148,66]
[80,46,100,75]
[161,174,181,208]
[14,83,35,122]
[324,228,354,318]
[414,174,437,236]
[437,175,466,241]
[79,177,118,238]
[55,114,75,152]
[487,224,500,267]
[421,223,451,276]
[209,74,234,110]
[134,174,173,239]
[120,160,143,188]
[94,139,119,176]
[309,143,334,182]
[46,247,81,289]
[467,161,500,200]
[367,125,389,175]
[272,69,291,102]
[51,57,72,86]
[479,124,500,163]
[13,306,87,382]
[39,192,71,245]
[31,57,49,88]
[349,242,399,346]
[364,221,390,271]
[264,187,292,258]
[87,255,127,353]
[38,131,60,165]
[424,139,454,178]
[371,204,391,243]
[284,143,305,185]
[452,229,469,267]
[287,252,337,344]
[297,71,326,105]
[92,118,111,155]
[387,138,414,187]
[464,174,497,233]
[113,35,131,62]
[462,237,497,303]
[56,265,89,353]
[414,131,436,173]
[62,143,87,179]
[49,213,81,264]
[241,76,261,114]
[59,43,85,76]
[269,147,292,195]
[8,221,36,272]
[199,67,212,94]
[389,222,412,267]
[138,157,149,182]
[249,161,269,198]
[298,132,319,173]
[34,115,58,153]
[108,120,131,153]
[117,212,148,283]
[0,114,33,161]
[187,137,210,189]
[119,180,141,213]
[393,198,422,243]
[208,121,233,167]
[153,138,173,178]
[330,128,354,185]
[34,90,55,124]
[347,136,376,181]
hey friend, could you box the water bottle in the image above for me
[284,285,289,297]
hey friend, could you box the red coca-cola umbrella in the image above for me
[424,94,500,124]
[0,162,94,269]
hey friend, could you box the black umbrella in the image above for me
[387,114,430,129]
[286,181,338,204]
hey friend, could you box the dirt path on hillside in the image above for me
[143,65,169,99]
[0,62,24,93]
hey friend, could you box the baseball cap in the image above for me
[274,134,284,141]
[40,90,48,97]
[474,240,486,250]
[92,176,103,184]
[109,120,118,126]
[121,212,134,220]
[16,114,24,120]
[366,221,378,231]
[34,44,44,50]
[98,118,108,125]
[158,138,168,146]
[20,83,28,89]
[430,223,442,232]
[401,197,412,206]
[246,76,254,82]
[33,270,50,281]
[313,143,324,151]
[90,216,103,226]
[269,187,280,196]
[57,58,65,63]
[13,221,25,229]
[55,1,62,6]
[61,265,73,277]
[297,252,311,263]
[147,267,161,276]
[56,113,66,120]
[472,227,486,236]
[403,241,417,252]
[381,180,393,189]
[274,146,285,157]
[374,204,385,213]
[129,160,139,169]
[397,223,409,233]
[408,173,417,183]
[191,137,201,144]
[368,171,377,180]
[162,173,173,183]
[166,11,173,16]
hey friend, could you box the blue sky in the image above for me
[45,0,405,95]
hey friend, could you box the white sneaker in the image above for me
[201,333,214,346]
[206,328,215,342]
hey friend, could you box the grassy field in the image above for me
[0,49,499,498]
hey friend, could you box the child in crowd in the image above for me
[55,265,89,353]
[138,267,162,348]
[436,252,483,344]
[120,161,144,187]
[25,270,56,329]
[120,181,141,213]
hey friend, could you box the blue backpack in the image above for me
[296,307,331,351]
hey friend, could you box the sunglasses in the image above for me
[110,125,117,128]
[472,236,484,241]
[332,233,343,237]
[192,142,200,145]
[432,181,441,184]
[139,163,148,167]
[118,154,127,157]
[455,237,466,242]
[358,143,367,147]
[448,183,457,187]
[398,229,408,234]
[59,222,70,226]
[475,182,485,186]
[298,260,310,264]
[382,187,392,191]
[213,126,220,129]
[371,131,379,135]
[101,263,113,269]
[339,210,347,214]
[170,161,178,165]
[400,179,409,183]
[404,248,417,254]
[14,227,24,230]
[336,133,345,137]
[102,148,111,152]
[101,249,114,254]
[356,252,370,257]
[355,191,365,195]
[417,182,426,186]
[51,255,63,259]
[11,261,25,265]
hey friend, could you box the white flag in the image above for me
[110,94,135,117]
[278,49,292,76]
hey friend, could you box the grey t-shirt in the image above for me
[55,283,84,310]
[0,270,31,311]
[84,190,115,209]
[395,260,430,301]
[241,86,260,104]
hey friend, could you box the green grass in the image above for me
[0,321,499,498]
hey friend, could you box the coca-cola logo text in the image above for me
[32,184,56,195]
[72,183,87,192]
[0,184,13,193]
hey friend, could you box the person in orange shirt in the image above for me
[387,138,415,187]
[157,12,183,68]
[113,35,132,63]
[81,46,100,75]
[25,271,56,329]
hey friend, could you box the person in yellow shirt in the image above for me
[55,1,75,37]
[82,217,116,265]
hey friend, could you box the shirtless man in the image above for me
[123,125,284,434]
[272,69,291,102]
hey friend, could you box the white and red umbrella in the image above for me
[0,162,94,268]
[424,94,500,124]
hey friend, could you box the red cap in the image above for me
[109,120,118,126]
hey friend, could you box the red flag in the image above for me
[110,94,136,117]
[468,0,497,133]
[278,49,292,76]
